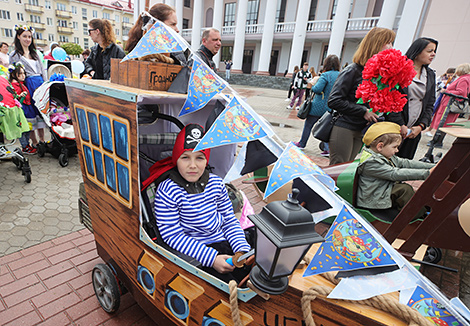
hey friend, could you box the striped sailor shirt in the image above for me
[155,174,251,267]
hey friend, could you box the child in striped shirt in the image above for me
[149,124,252,283]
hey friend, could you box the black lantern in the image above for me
[248,188,324,295]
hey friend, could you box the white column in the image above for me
[191,0,203,52]
[212,0,224,69]
[287,0,312,77]
[175,0,183,33]
[231,0,249,74]
[377,0,400,29]
[253,42,262,73]
[394,0,426,53]
[255,0,278,75]
[327,0,349,57]
[279,41,291,75]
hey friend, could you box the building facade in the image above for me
[0,0,133,52]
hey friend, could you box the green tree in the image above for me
[61,43,83,56]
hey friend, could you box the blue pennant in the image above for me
[303,206,397,277]
[121,21,186,62]
[193,96,268,151]
[179,57,226,117]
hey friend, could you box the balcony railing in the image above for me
[57,26,74,34]
[245,24,263,34]
[222,25,235,35]
[56,10,73,19]
[25,4,44,13]
[35,39,47,47]
[28,21,46,30]
[181,29,191,38]
[122,22,133,29]
[306,20,333,32]
[274,22,296,33]
[347,17,379,31]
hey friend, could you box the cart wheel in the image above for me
[92,264,120,313]
[58,153,68,167]
[37,142,46,157]
[423,247,442,264]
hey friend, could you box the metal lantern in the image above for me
[248,188,324,295]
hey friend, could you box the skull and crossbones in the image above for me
[186,128,202,145]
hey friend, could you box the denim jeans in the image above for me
[298,115,320,148]
[19,131,30,148]
[225,70,231,80]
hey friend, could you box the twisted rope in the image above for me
[301,285,434,326]
[229,280,243,326]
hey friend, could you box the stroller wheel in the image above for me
[423,247,442,264]
[59,153,69,167]
[319,142,326,152]
[24,170,32,183]
[37,142,46,157]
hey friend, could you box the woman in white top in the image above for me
[10,25,47,149]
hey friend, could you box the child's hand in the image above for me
[213,255,235,274]
[20,91,27,98]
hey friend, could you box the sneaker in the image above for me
[285,98,291,102]
[22,145,37,155]
[425,131,433,137]
[293,141,305,149]
[320,151,330,157]
[286,105,292,110]
[295,106,300,110]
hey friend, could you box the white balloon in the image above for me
[458,198,470,237]
[71,60,85,74]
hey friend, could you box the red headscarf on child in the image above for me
[141,124,211,190]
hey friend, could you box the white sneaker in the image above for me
[296,106,300,110]
[286,105,292,110]
[425,131,433,137]
[285,98,291,101]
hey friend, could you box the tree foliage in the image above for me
[61,43,83,56]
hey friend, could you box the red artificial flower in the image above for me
[369,89,407,114]
[356,79,378,103]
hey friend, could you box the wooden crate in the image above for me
[110,58,182,91]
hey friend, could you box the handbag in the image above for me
[297,93,313,120]
[448,95,470,114]
[312,110,339,142]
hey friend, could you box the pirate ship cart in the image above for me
[66,71,470,325]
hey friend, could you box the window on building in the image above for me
[34,32,42,40]
[122,28,129,36]
[115,15,119,22]
[47,17,53,25]
[48,33,54,41]
[57,3,66,11]
[83,23,87,35]
[308,0,318,21]
[93,10,98,18]
[2,28,13,37]
[15,0,22,4]
[103,12,110,20]
[73,21,78,30]
[224,3,236,26]
[221,46,232,61]
[183,18,189,29]
[45,0,51,9]
[184,0,190,8]
[372,0,384,16]
[30,14,41,23]
[115,28,119,36]
[0,10,11,20]
[330,0,353,19]
[58,19,67,27]
[275,0,286,23]
[84,37,89,48]
[71,6,77,14]
[74,36,79,44]
[82,8,87,20]
[123,16,130,23]
[59,35,68,42]
[29,0,38,5]
[246,0,259,25]
[17,12,24,21]
[320,44,328,65]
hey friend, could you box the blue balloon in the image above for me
[52,47,67,61]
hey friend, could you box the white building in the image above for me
[144,0,470,78]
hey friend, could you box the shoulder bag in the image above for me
[312,110,340,142]
[448,94,470,115]
[297,93,313,120]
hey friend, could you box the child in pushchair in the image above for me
[34,81,77,167]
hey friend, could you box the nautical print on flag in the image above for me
[263,142,337,199]
[121,20,186,62]
[303,206,397,277]
[179,56,226,117]
[193,96,270,151]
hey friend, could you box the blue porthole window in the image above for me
[104,154,116,192]
[83,145,94,176]
[114,121,129,161]
[77,108,89,141]
[88,111,100,146]
[117,162,130,201]
[93,149,104,183]
[100,115,113,153]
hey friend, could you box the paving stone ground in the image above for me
[0,85,466,325]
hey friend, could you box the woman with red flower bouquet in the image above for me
[394,37,438,159]
[327,27,396,165]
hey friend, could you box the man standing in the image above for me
[197,28,221,71]
[287,62,312,110]
[224,60,232,80]
[0,42,10,67]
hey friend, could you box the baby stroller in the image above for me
[34,81,77,167]
[0,137,32,183]
[421,92,470,163]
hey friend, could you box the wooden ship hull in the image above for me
[66,78,411,326]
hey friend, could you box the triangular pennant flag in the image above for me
[303,206,397,277]
[406,286,464,325]
[240,140,278,175]
[328,266,420,300]
[179,56,226,117]
[121,20,187,62]
[263,142,337,199]
[193,96,270,151]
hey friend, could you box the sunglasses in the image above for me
[88,28,97,34]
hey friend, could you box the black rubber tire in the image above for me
[37,143,46,157]
[319,141,326,152]
[423,247,442,264]
[58,153,68,167]
[24,170,31,183]
[92,264,120,313]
